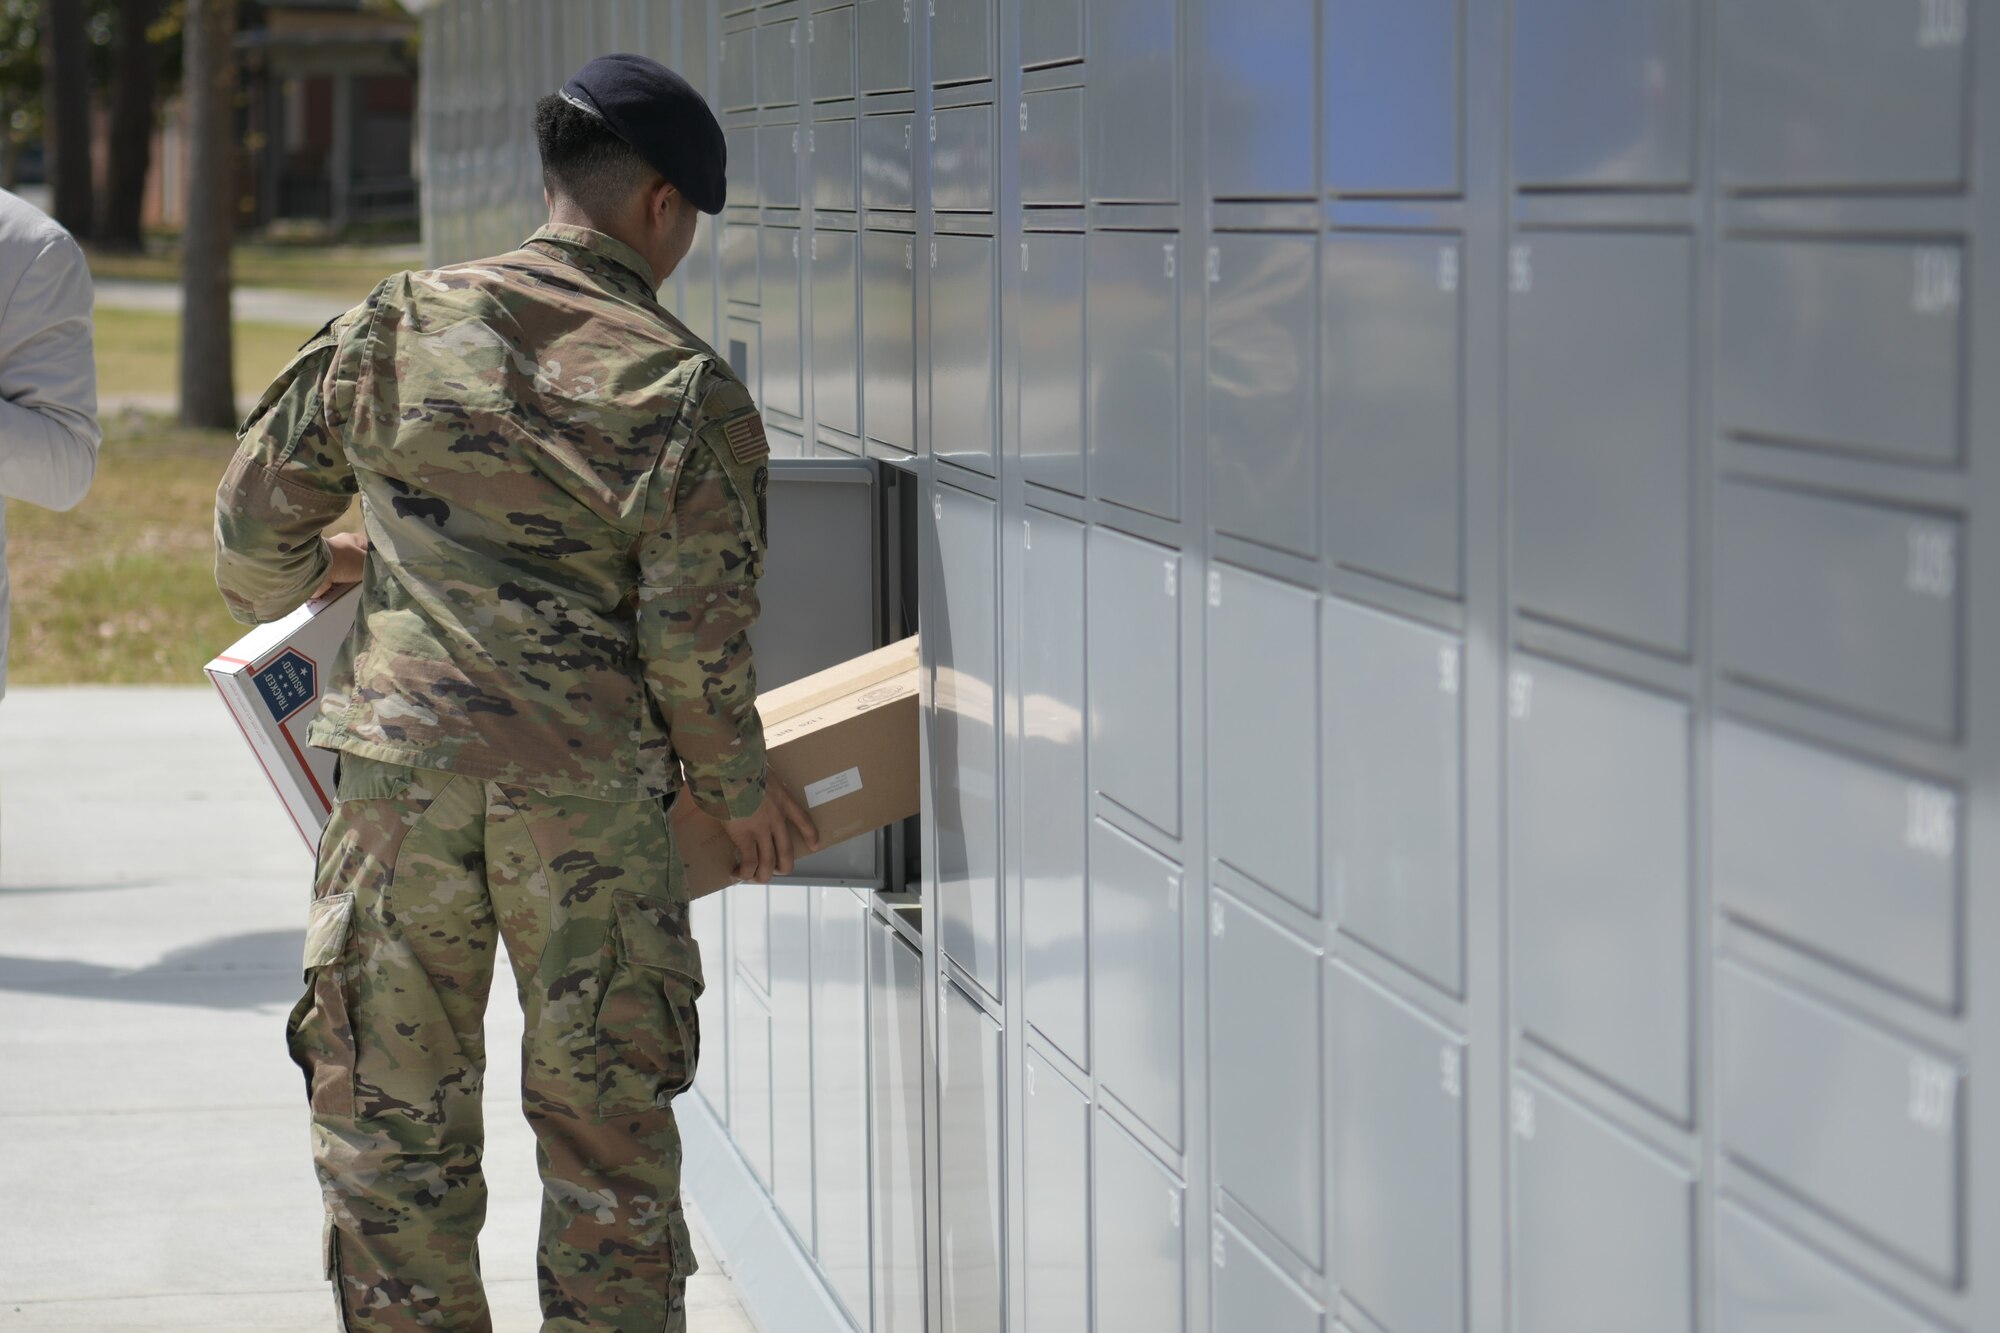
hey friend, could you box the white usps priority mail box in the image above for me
[205,584,361,850]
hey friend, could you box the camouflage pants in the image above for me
[286,756,703,1332]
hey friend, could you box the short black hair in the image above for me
[534,94,660,217]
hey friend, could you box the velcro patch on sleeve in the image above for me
[724,414,770,465]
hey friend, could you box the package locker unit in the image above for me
[421,2,2000,1332]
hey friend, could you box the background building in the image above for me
[420,3,2000,1332]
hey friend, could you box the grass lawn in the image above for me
[85,241,416,304]
[93,307,322,404]
[4,414,360,686]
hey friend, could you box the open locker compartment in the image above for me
[748,455,923,897]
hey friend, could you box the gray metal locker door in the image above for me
[1716,481,1961,739]
[1207,232,1319,558]
[1208,566,1319,912]
[1326,600,1464,997]
[812,119,860,212]
[1091,818,1185,1149]
[857,0,913,93]
[758,123,802,209]
[737,308,777,391]
[727,125,759,207]
[870,920,927,1333]
[1510,658,1692,1122]
[935,486,1002,993]
[1212,893,1325,1269]
[1020,233,1087,496]
[1332,962,1467,1333]
[932,0,993,86]
[864,231,918,451]
[723,221,761,305]
[692,893,729,1119]
[811,890,871,1327]
[734,881,772,991]
[1324,0,1461,193]
[1213,1220,1323,1333]
[931,235,1000,475]
[1512,1076,1695,1333]
[720,24,756,110]
[682,221,719,350]
[1325,234,1463,598]
[769,888,814,1235]
[1717,238,1963,465]
[1718,0,1967,191]
[1024,1049,1091,1333]
[1719,964,1962,1281]
[1713,720,1959,1009]
[1087,0,1178,201]
[1509,232,1693,655]
[863,114,917,210]
[1088,233,1181,520]
[1512,0,1695,188]
[940,980,1005,1333]
[1094,1111,1187,1333]
[1022,89,1085,206]
[810,6,856,103]
[1087,528,1183,838]
[1204,0,1314,198]
[1020,513,1090,1066]
[757,19,797,107]
[812,231,862,440]
[933,104,997,213]
[731,976,775,1187]
[1022,0,1084,68]
[1716,1204,1942,1333]
[762,228,803,419]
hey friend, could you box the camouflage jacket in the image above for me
[215,224,772,816]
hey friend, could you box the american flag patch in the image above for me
[724,415,769,464]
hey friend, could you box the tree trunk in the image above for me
[41,0,95,239]
[179,0,237,429]
[97,0,160,251]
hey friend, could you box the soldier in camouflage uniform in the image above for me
[214,55,817,1333]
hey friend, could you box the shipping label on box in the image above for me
[205,585,362,851]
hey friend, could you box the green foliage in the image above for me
[0,0,184,151]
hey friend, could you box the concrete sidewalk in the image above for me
[92,279,358,329]
[0,688,757,1332]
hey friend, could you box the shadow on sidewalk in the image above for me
[0,929,305,1010]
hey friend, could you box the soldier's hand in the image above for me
[313,531,370,600]
[722,780,821,884]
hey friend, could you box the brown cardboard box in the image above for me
[673,636,921,897]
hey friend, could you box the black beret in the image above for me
[561,54,728,215]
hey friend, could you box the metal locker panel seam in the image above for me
[1021,0,1084,69]
[932,0,995,86]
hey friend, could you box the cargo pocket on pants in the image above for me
[596,890,705,1117]
[286,891,357,1119]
